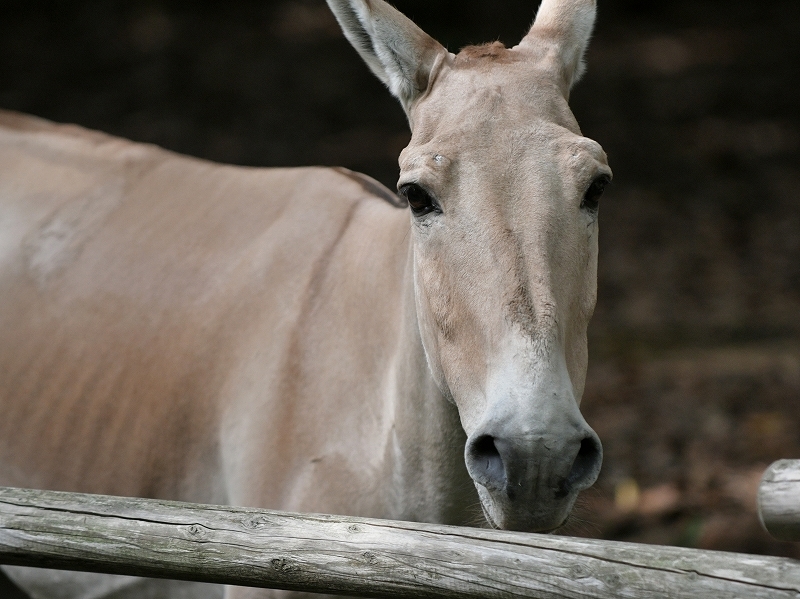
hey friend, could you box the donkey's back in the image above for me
[0,110,405,505]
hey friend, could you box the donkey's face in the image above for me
[329,0,610,532]
[404,55,609,531]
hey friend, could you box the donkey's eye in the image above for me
[581,174,611,213]
[400,183,440,217]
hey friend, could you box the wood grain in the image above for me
[759,459,800,542]
[1,486,799,598]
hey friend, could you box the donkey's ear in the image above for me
[519,0,597,91]
[326,0,448,114]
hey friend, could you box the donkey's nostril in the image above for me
[466,434,506,492]
[565,434,603,493]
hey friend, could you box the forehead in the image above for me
[408,43,580,143]
[401,47,601,178]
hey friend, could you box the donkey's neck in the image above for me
[380,242,477,526]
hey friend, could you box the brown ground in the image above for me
[0,0,799,595]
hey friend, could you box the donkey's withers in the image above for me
[327,0,609,532]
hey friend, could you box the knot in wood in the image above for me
[271,558,298,574]
[571,564,588,578]
[185,524,207,539]
[242,515,272,529]
[604,573,621,590]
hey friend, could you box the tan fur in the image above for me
[0,1,608,598]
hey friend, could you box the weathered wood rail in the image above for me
[1,487,799,598]
[759,459,800,542]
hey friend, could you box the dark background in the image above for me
[1,1,799,589]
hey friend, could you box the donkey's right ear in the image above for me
[326,0,448,115]
[519,0,597,93]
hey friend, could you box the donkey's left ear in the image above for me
[326,0,448,115]
[519,0,597,91]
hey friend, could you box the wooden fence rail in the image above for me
[759,459,800,542]
[1,486,799,598]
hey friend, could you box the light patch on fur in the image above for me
[21,179,123,286]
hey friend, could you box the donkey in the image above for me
[0,0,610,597]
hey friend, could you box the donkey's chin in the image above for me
[475,484,576,533]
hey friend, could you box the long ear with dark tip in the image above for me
[519,0,597,91]
[326,0,448,115]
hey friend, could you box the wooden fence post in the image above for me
[758,459,800,542]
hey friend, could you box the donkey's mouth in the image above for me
[540,515,570,534]
[481,501,569,533]
[476,482,577,533]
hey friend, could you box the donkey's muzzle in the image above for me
[464,425,602,530]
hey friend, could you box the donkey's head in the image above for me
[328,0,610,532]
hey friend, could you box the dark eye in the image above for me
[581,174,611,213]
[399,183,440,217]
